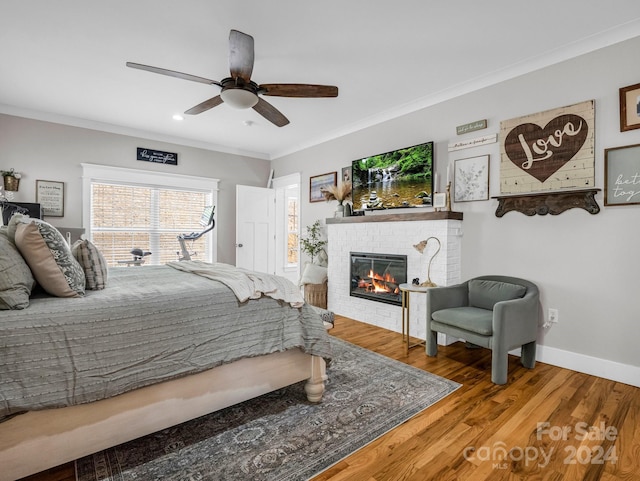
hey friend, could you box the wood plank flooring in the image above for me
[20,315,640,481]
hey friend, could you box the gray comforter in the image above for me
[0,265,332,420]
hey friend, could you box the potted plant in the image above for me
[300,220,327,264]
[1,168,21,192]
[299,220,328,308]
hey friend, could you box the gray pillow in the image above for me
[468,279,526,310]
[0,233,36,309]
[72,239,108,290]
[13,219,85,297]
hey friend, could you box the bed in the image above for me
[0,220,333,481]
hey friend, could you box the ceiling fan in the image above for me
[126,29,338,127]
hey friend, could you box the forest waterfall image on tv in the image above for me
[351,141,434,210]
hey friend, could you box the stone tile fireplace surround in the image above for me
[326,211,462,342]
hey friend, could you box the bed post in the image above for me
[304,355,327,402]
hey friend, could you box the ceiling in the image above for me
[2,1,640,160]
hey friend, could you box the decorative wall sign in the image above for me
[309,172,337,203]
[454,155,489,202]
[499,100,595,194]
[137,147,178,165]
[604,143,640,206]
[448,134,497,152]
[36,180,65,217]
[619,82,640,132]
[456,119,487,135]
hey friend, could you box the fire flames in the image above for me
[358,269,399,294]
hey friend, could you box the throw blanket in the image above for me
[167,260,305,307]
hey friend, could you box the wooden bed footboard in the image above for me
[0,349,326,481]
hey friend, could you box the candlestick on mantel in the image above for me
[434,173,439,192]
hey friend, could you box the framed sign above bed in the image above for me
[35,180,64,217]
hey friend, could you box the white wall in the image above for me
[0,114,270,264]
[271,37,640,383]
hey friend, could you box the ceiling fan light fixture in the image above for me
[220,88,258,109]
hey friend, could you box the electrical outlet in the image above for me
[548,308,559,323]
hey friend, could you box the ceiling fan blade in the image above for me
[259,84,338,98]
[229,30,254,83]
[184,95,224,115]
[126,62,221,86]
[252,98,290,127]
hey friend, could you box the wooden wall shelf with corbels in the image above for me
[493,188,601,217]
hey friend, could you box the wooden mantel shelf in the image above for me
[493,188,601,217]
[326,210,463,224]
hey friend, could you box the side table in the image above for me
[399,283,435,354]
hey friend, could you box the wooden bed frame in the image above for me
[0,348,326,481]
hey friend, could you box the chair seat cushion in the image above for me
[468,279,526,310]
[431,306,493,335]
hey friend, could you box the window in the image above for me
[286,191,299,266]
[82,164,218,266]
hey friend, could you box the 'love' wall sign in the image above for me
[499,100,595,194]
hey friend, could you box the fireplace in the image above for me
[350,252,407,306]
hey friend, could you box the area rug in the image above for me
[75,338,460,481]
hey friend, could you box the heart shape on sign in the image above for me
[504,114,588,183]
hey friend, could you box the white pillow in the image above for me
[299,262,328,286]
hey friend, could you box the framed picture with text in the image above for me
[604,143,640,206]
[36,180,65,217]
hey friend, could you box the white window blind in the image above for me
[82,164,219,267]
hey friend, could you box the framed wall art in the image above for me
[619,82,640,132]
[454,155,489,202]
[36,180,65,217]
[499,100,595,195]
[341,165,352,184]
[604,143,640,206]
[309,172,337,203]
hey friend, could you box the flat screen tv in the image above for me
[351,141,434,211]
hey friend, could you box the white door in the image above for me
[236,185,275,273]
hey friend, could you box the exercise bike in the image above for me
[177,206,215,261]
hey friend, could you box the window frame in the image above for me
[81,163,219,263]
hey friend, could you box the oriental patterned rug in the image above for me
[75,338,460,481]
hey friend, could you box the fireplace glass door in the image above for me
[350,252,407,305]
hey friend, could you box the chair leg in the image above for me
[521,341,536,369]
[426,330,438,356]
[491,348,508,385]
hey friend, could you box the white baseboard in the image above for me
[510,344,640,388]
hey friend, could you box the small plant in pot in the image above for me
[1,168,21,192]
[300,220,327,264]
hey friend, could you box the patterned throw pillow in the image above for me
[0,229,36,309]
[72,239,108,290]
[13,220,85,298]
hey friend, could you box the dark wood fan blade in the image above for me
[229,30,254,83]
[184,96,224,115]
[252,98,290,127]
[259,84,338,98]
[126,62,221,86]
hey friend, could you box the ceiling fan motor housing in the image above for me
[219,78,259,109]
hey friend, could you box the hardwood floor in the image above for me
[21,315,640,481]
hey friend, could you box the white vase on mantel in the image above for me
[334,203,345,217]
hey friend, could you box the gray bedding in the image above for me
[0,265,333,420]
